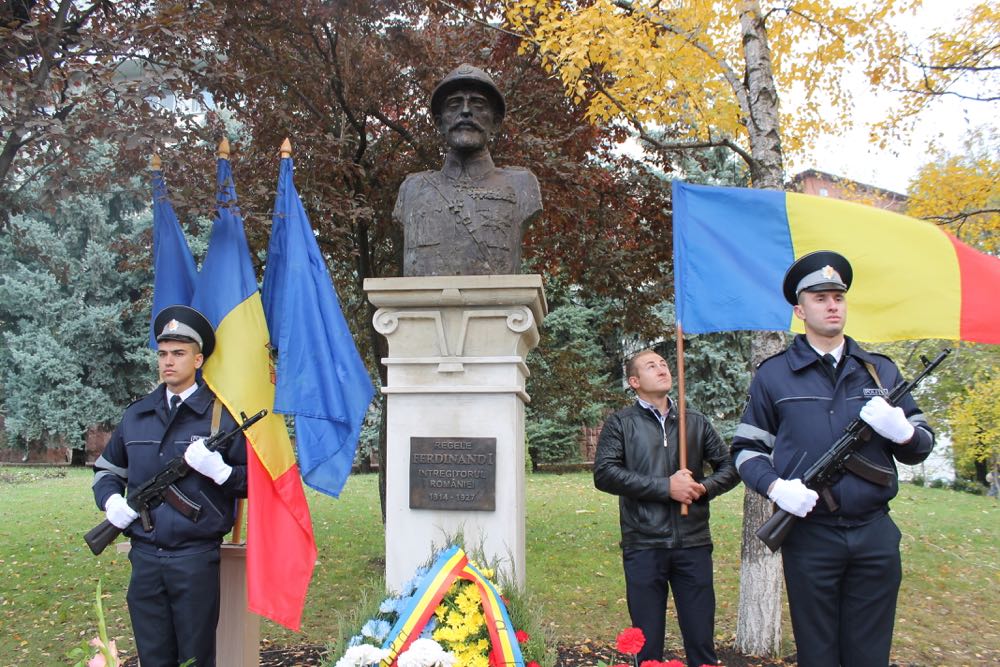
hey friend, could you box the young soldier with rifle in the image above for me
[91,305,248,667]
[731,251,936,667]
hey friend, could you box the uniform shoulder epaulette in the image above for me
[755,348,787,369]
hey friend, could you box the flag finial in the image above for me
[218,138,230,159]
[150,154,161,171]
[280,138,292,158]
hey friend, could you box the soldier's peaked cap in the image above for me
[153,305,216,358]
[782,250,853,305]
[430,64,506,121]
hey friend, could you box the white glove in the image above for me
[860,396,914,443]
[768,478,818,518]
[105,493,139,529]
[184,438,232,485]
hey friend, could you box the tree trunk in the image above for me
[736,329,787,657]
[739,1,784,189]
[735,1,788,657]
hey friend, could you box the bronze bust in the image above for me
[394,64,543,276]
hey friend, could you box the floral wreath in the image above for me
[335,545,540,667]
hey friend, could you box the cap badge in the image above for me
[821,265,837,280]
[166,319,180,332]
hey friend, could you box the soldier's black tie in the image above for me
[169,394,181,418]
[822,353,839,383]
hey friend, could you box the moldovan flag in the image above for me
[261,144,374,498]
[191,145,317,631]
[672,181,1000,343]
[149,161,197,347]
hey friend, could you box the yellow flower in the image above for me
[456,588,481,616]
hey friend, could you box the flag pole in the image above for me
[676,321,689,517]
[230,500,245,544]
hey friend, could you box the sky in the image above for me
[788,1,996,195]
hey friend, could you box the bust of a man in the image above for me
[394,64,543,276]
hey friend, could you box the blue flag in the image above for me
[149,169,197,347]
[262,154,375,498]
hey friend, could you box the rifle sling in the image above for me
[843,453,895,487]
[863,360,883,390]
[851,358,896,487]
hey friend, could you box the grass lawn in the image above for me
[0,467,997,666]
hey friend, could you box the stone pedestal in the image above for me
[364,275,546,592]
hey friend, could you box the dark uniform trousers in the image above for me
[782,513,902,667]
[127,546,222,667]
[623,545,718,667]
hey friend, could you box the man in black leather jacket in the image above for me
[595,349,739,666]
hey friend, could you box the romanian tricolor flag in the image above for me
[380,546,525,667]
[672,181,1000,343]
[191,143,317,631]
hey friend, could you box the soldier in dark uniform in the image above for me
[731,251,935,667]
[92,305,247,667]
[394,63,542,276]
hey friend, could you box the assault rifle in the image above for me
[85,409,266,556]
[756,349,950,553]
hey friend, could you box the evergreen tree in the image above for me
[0,149,154,451]
[525,285,621,466]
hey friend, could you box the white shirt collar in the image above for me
[166,383,198,405]
[637,396,672,420]
[809,341,845,364]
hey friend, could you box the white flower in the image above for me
[334,643,391,667]
[397,638,457,667]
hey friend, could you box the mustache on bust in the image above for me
[448,120,485,132]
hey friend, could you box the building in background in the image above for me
[790,169,908,212]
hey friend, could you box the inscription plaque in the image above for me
[409,436,496,511]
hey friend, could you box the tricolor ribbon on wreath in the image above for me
[379,546,525,667]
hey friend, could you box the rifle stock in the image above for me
[85,409,266,556]
[755,506,795,552]
[755,349,950,553]
[85,519,126,556]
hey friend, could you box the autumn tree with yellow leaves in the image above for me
[505,0,924,187]
[949,368,1000,484]
[907,128,1000,249]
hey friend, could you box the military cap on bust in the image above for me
[430,64,506,121]
[153,305,216,358]
[782,250,853,305]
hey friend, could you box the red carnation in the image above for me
[615,627,646,655]
[515,629,530,643]
[526,662,541,667]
